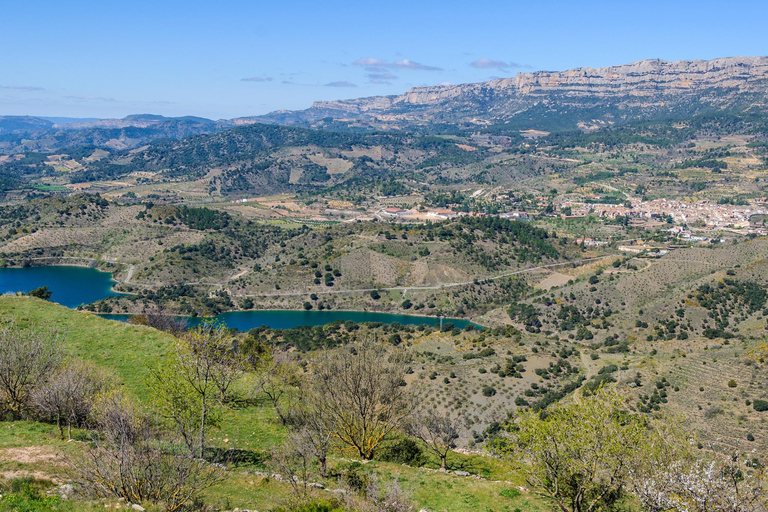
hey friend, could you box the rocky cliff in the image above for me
[256,56,768,130]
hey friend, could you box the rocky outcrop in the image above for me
[257,56,768,129]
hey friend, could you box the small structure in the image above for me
[380,207,408,217]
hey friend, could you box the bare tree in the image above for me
[633,450,768,512]
[256,350,303,426]
[74,393,226,512]
[406,409,460,470]
[0,323,62,418]
[311,341,411,460]
[32,359,114,439]
[128,305,189,337]
[344,477,415,512]
[290,386,337,477]
[273,429,315,502]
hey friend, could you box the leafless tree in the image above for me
[0,322,62,419]
[344,477,415,512]
[311,341,412,460]
[74,393,226,512]
[273,429,315,502]
[290,386,337,477]
[634,455,768,512]
[256,350,303,426]
[32,359,114,439]
[406,409,460,470]
[128,305,189,336]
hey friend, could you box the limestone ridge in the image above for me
[255,56,768,129]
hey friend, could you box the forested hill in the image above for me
[64,122,498,194]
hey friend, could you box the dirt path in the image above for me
[228,267,250,281]
[580,350,596,379]
[124,264,135,283]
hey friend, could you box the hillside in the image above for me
[0,296,555,511]
[256,56,768,131]
[0,195,571,317]
[0,114,226,155]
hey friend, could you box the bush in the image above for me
[753,399,768,412]
[727,379,737,388]
[500,487,522,499]
[273,500,346,512]
[375,436,424,466]
[482,385,497,397]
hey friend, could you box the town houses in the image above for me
[558,197,767,230]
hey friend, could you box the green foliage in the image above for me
[500,487,522,499]
[272,500,346,512]
[504,389,648,512]
[24,286,52,301]
[0,478,66,512]
[375,436,425,466]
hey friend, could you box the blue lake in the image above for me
[0,266,477,330]
[0,265,123,308]
[100,310,476,331]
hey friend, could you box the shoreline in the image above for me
[1,264,484,327]
[97,309,484,328]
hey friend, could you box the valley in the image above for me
[1,54,768,512]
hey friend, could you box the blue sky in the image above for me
[1,0,766,119]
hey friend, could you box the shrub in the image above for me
[376,436,425,466]
[753,399,768,412]
[482,385,497,397]
[727,379,737,388]
[500,487,522,499]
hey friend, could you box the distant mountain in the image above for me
[4,56,768,155]
[254,56,768,131]
[0,114,225,154]
[64,114,216,129]
[39,117,101,125]
[0,116,53,134]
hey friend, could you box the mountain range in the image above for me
[2,56,767,154]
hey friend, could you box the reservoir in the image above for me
[0,266,476,330]
[0,265,123,308]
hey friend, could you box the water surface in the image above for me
[0,265,123,308]
[101,309,476,331]
[0,265,476,329]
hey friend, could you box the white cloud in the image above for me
[353,57,442,71]
[469,58,530,70]
[324,81,358,88]
[241,76,273,82]
[0,85,45,91]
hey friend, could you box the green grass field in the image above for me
[0,296,558,511]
